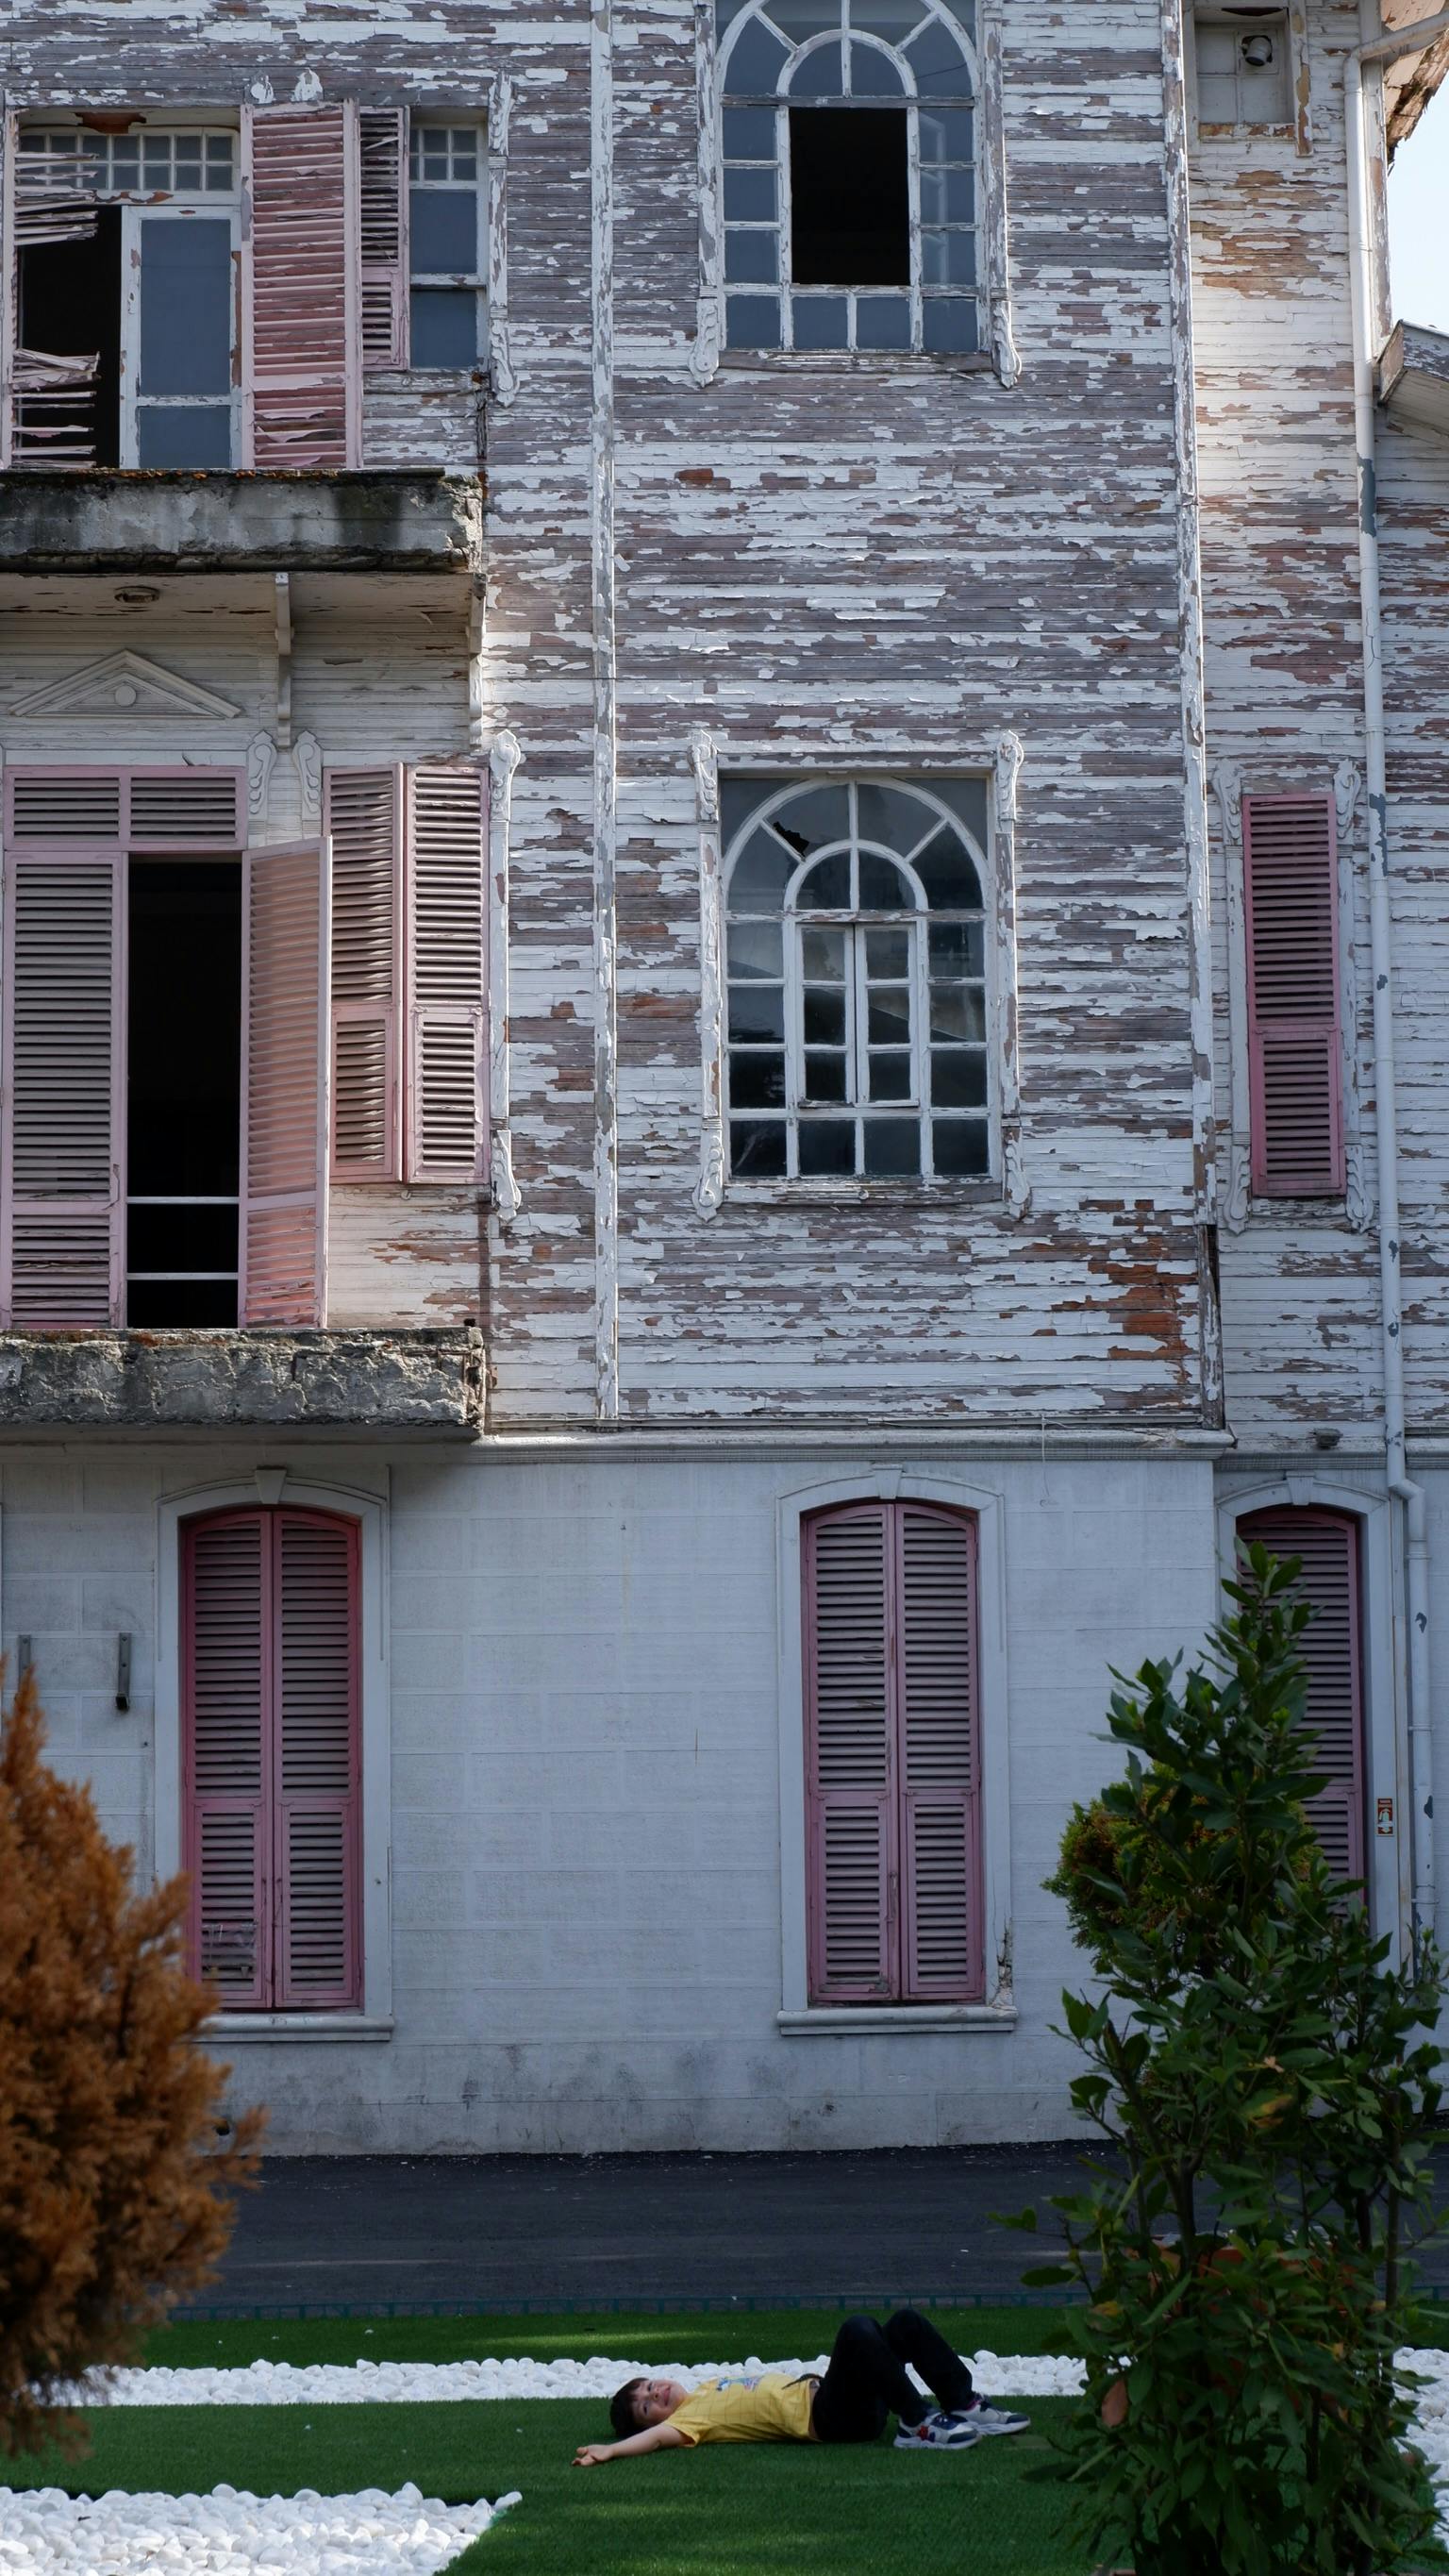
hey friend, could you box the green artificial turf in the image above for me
[143,2302,1081,2372]
[0,2398,1084,2576]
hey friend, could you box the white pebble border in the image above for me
[0,2484,520,2575]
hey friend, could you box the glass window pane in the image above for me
[136,405,233,467]
[796,851,852,907]
[803,987,847,1045]
[726,918,786,975]
[731,1051,788,1108]
[788,39,845,93]
[725,293,783,348]
[923,294,978,354]
[769,0,844,36]
[792,294,850,350]
[931,1047,987,1108]
[934,1116,988,1177]
[206,134,234,162]
[410,288,480,367]
[928,982,985,1043]
[730,1118,787,1176]
[850,41,906,92]
[869,1051,912,1101]
[805,1050,849,1102]
[727,835,793,910]
[725,227,780,283]
[770,782,850,856]
[724,165,778,219]
[918,108,974,161]
[799,1119,858,1177]
[929,919,985,977]
[140,218,232,395]
[865,927,909,978]
[728,983,785,1042]
[111,153,141,192]
[863,1116,920,1177]
[725,18,791,92]
[867,989,911,1045]
[724,106,778,158]
[410,187,478,275]
[802,927,848,980]
[903,18,973,92]
[856,779,934,856]
[922,226,976,285]
[920,164,974,224]
[858,852,911,908]
[848,0,931,39]
[915,827,982,909]
[854,293,910,349]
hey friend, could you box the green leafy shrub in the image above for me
[1010,1547,1446,2576]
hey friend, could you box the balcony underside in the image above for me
[0,1329,485,1435]
[0,470,483,575]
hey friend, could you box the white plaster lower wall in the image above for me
[1,1441,1227,2151]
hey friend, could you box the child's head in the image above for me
[609,2375,686,2436]
[609,2378,646,2440]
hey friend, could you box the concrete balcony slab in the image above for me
[0,1329,485,1436]
[0,471,483,576]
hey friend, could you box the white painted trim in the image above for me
[774,1468,1013,2019]
[778,2004,1016,2035]
[487,76,517,404]
[691,0,723,386]
[591,0,620,1425]
[992,730,1026,1214]
[118,200,242,470]
[0,111,16,475]
[1215,1476,1407,1961]
[690,726,725,1217]
[979,0,1019,385]
[488,728,524,1224]
[207,2013,394,2045]
[154,1471,391,2025]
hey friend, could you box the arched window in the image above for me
[182,1505,362,2011]
[716,0,978,354]
[723,774,991,1179]
[1237,1507,1366,1884]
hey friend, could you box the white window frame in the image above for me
[119,200,242,471]
[154,1469,393,2040]
[408,115,490,373]
[774,1469,1014,2032]
[1215,1477,1406,1960]
[1188,6,1311,149]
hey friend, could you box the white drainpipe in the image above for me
[1343,8,1449,1957]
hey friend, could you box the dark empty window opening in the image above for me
[16,209,122,468]
[126,861,241,1328]
[790,109,909,287]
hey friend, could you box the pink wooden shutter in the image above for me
[1243,793,1344,1197]
[358,109,408,370]
[274,1512,361,2009]
[242,103,360,469]
[1239,1508,1366,1883]
[1,845,124,1328]
[897,1505,983,2000]
[241,842,330,1325]
[325,767,403,1179]
[405,764,489,1183]
[805,1505,898,2002]
[183,1512,272,2009]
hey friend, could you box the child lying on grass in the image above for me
[574,2309,1029,2465]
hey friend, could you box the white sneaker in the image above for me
[961,2400,1030,2436]
[892,2410,982,2451]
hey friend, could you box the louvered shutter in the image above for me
[242,103,361,469]
[897,1506,982,2000]
[1,846,124,1328]
[805,1506,897,2002]
[184,1512,272,2009]
[1243,793,1344,1198]
[358,109,408,370]
[275,1512,361,2008]
[406,764,489,1183]
[1239,1509,1366,1884]
[325,768,403,1179]
[241,841,330,1325]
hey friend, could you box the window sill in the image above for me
[724,1179,1004,1211]
[205,2014,395,2045]
[777,2004,1016,2036]
[718,349,993,377]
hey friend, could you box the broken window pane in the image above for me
[790,109,909,286]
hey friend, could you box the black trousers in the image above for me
[809,2309,975,2446]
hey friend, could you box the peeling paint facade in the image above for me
[0,1,1442,2151]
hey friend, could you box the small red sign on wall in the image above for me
[1376,1798,1395,1839]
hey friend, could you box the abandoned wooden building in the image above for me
[0,0,1444,2150]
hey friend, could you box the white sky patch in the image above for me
[0,2484,519,2575]
[1390,87,1449,334]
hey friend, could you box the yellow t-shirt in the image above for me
[669,2373,818,2445]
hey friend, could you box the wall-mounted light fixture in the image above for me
[1241,32,1276,65]
[116,1633,133,1714]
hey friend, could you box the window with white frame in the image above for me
[716,0,979,356]
[408,121,488,368]
[1191,8,1292,129]
[723,776,991,1181]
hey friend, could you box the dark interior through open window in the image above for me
[127,861,241,1327]
[16,209,122,466]
[789,108,909,286]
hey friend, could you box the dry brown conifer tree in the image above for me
[0,1668,263,2453]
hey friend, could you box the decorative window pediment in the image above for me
[9,649,242,722]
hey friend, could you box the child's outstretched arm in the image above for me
[575,2422,688,2467]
